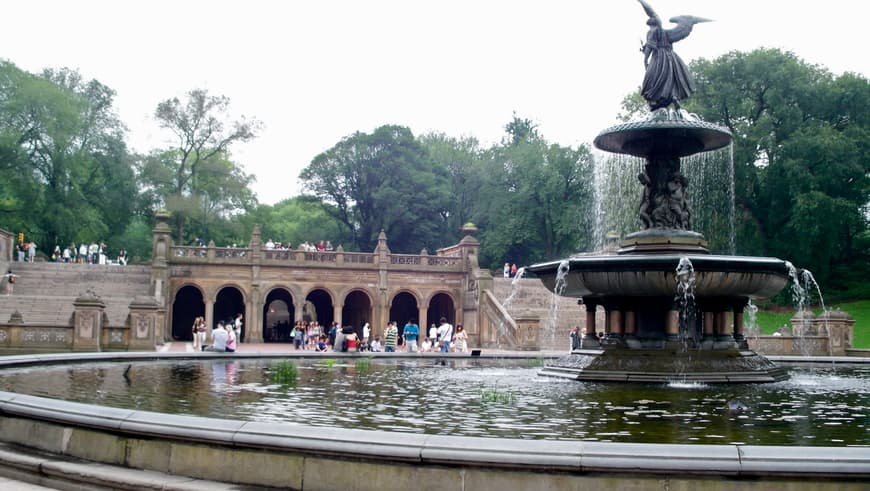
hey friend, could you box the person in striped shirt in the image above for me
[384,321,398,352]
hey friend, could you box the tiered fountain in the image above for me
[528,1,788,383]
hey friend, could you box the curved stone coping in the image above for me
[765,355,870,365]
[0,391,868,478]
[0,352,868,481]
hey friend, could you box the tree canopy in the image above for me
[300,125,451,253]
[686,48,869,292]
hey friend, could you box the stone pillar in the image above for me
[666,310,680,339]
[716,312,731,341]
[418,305,428,336]
[128,296,159,351]
[246,288,263,343]
[333,303,343,328]
[73,290,106,352]
[583,301,598,340]
[150,211,171,316]
[514,315,541,351]
[205,298,214,329]
[703,311,715,338]
[609,310,623,336]
[624,311,636,336]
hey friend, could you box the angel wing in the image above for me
[637,0,661,24]
[666,15,712,43]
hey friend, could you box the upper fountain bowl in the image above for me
[594,116,732,158]
[528,254,789,299]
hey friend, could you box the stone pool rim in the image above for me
[0,351,868,489]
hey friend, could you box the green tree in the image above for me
[152,89,261,241]
[243,196,351,249]
[418,133,485,236]
[476,116,595,269]
[300,125,451,253]
[0,62,136,249]
[687,49,870,290]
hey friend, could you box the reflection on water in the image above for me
[1,359,867,446]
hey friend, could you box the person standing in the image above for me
[27,241,37,262]
[234,313,243,344]
[192,316,205,351]
[3,270,18,295]
[453,325,468,353]
[436,317,453,353]
[570,326,582,352]
[503,262,510,278]
[384,321,398,352]
[328,322,338,349]
[403,319,419,352]
[362,322,370,350]
[428,323,438,348]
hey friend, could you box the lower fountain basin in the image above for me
[528,254,789,299]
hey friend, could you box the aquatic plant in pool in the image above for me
[0,358,866,446]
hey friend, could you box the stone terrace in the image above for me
[492,277,587,350]
[0,262,152,327]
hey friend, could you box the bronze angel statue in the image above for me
[638,0,711,111]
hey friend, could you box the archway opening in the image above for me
[305,289,334,329]
[427,293,455,331]
[342,290,372,337]
[171,285,204,341]
[264,288,295,343]
[390,292,419,340]
[214,286,245,341]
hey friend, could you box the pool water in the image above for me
[1,358,867,446]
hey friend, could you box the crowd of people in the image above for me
[15,239,127,265]
[197,313,244,352]
[225,317,471,354]
[264,239,335,252]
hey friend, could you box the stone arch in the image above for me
[390,291,420,339]
[342,289,373,336]
[304,287,335,328]
[263,286,296,343]
[427,291,456,329]
[214,285,246,340]
[171,284,205,341]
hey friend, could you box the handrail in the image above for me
[480,289,518,347]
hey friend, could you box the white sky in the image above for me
[2,1,867,205]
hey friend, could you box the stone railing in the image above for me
[170,245,464,270]
[0,294,159,354]
[479,290,518,348]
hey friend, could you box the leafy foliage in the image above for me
[0,62,137,251]
[300,125,451,252]
[149,89,261,242]
[687,49,869,290]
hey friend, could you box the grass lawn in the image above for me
[756,299,870,349]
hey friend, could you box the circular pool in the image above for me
[0,357,867,446]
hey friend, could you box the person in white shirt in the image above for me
[436,317,453,353]
[209,322,229,351]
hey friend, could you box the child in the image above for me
[421,337,432,352]
[370,336,383,352]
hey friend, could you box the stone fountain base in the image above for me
[540,347,789,383]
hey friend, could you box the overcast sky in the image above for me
[2,1,867,205]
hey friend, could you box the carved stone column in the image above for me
[128,295,159,351]
[73,290,106,352]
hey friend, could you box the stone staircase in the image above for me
[0,262,152,327]
[491,277,587,350]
